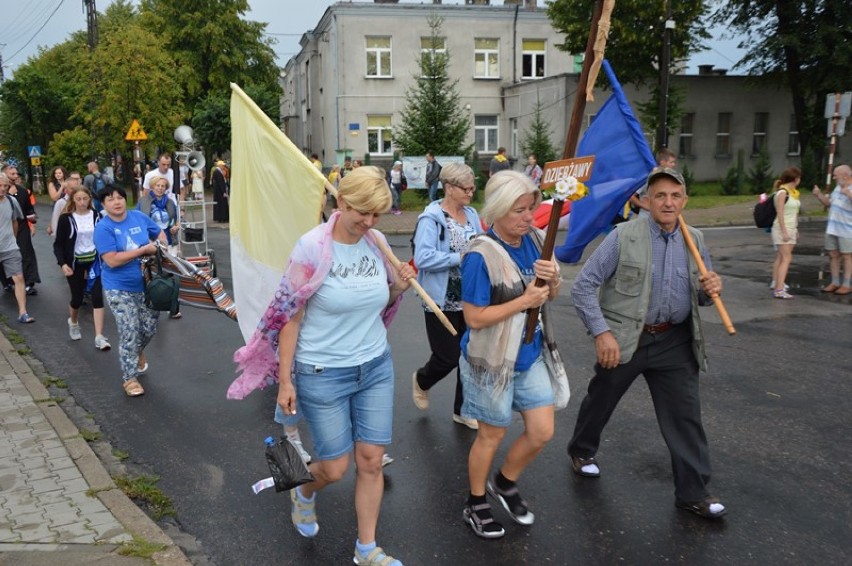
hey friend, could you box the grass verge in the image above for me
[115,475,176,519]
[118,534,167,559]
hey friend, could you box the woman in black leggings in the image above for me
[53,186,111,350]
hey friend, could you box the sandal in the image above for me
[773,290,794,300]
[123,378,145,397]
[570,455,601,477]
[676,496,727,519]
[353,546,402,566]
[17,313,35,324]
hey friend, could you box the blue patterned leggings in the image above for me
[104,290,159,381]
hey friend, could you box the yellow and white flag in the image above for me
[229,83,326,342]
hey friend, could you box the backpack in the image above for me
[753,191,788,228]
[92,173,106,196]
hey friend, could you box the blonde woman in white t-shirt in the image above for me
[53,186,110,350]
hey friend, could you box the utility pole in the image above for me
[0,52,5,84]
[84,0,98,50]
[656,0,674,150]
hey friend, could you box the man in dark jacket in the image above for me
[425,151,442,201]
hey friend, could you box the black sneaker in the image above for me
[486,480,534,525]
[463,502,505,539]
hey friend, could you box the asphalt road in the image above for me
[6,208,850,565]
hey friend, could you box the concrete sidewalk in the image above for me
[0,332,190,566]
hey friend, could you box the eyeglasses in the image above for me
[452,184,475,194]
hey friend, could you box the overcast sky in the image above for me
[1,0,745,79]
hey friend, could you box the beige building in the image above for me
[282,1,849,182]
[281,0,574,166]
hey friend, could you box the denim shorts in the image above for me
[294,346,394,461]
[825,233,852,254]
[459,354,554,427]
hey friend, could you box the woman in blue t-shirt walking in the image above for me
[459,170,562,539]
[94,185,166,397]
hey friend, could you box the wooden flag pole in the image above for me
[370,230,457,337]
[678,216,736,335]
[523,0,606,344]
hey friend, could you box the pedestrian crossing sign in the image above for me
[27,146,42,158]
[125,119,148,141]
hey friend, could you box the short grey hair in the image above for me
[481,170,542,225]
[439,162,474,189]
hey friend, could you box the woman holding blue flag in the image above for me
[53,186,110,350]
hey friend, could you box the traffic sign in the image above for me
[30,157,41,166]
[27,146,42,158]
[125,119,148,141]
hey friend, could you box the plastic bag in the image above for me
[265,437,314,492]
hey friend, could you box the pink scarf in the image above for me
[228,212,402,399]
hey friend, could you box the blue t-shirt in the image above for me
[296,239,390,367]
[460,231,542,371]
[94,210,162,292]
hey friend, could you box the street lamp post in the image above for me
[656,1,674,150]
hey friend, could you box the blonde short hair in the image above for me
[481,170,542,225]
[439,162,475,189]
[338,166,392,213]
[149,175,169,189]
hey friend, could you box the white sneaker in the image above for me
[381,453,394,467]
[290,439,312,464]
[412,371,429,410]
[453,414,479,430]
[94,334,111,351]
[68,318,81,341]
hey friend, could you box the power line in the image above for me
[5,0,67,64]
[3,0,57,46]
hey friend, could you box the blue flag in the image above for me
[554,60,655,264]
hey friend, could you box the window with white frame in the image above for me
[475,115,499,153]
[420,37,446,66]
[678,113,695,158]
[366,36,392,78]
[367,115,393,155]
[474,38,499,79]
[752,112,769,155]
[716,112,732,157]
[522,39,546,79]
[787,114,800,156]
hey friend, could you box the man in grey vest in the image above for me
[568,168,726,519]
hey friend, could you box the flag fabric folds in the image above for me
[229,83,326,342]
[554,60,655,264]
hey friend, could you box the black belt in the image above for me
[643,321,673,334]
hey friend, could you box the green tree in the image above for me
[75,21,186,158]
[191,84,280,162]
[713,1,850,184]
[0,39,85,160]
[46,127,96,174]
[547,0,711,87]
[748,147,774,194]
[548,1,710,144]
[394,15,471,156]
[520,96,557,165]
[138,0,279,105]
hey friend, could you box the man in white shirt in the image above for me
[142,153,175,198]
[812,164,852,294]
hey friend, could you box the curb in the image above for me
[0,331,192,566]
